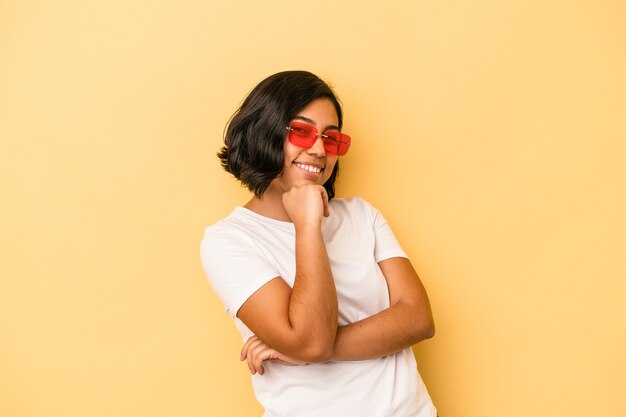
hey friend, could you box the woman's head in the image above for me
[218,71,344,199]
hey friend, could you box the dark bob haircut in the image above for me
[218,70,344,199]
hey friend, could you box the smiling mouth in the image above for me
[293,162,323,174]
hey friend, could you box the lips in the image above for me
[293,162,323,174]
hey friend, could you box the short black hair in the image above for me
[218,70,344,199]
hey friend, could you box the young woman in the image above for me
[200,71,437,417]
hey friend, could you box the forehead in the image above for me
[293,98,339,128]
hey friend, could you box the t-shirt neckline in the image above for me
[233,206,330,230]
[233,206,295,230]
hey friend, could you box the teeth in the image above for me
[294,163,322,173]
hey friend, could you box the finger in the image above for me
[252,347,272,375]
[241,337,253,360]
[241,335,259,361]
[247,356,256,375]
[245,345,257,374]
[253,353,266,375]
[254,343,279,375]
[248,345,268,375]
[245,338,264,362]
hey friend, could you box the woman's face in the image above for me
[269,98,340,193]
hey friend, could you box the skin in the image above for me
[238,98,435,375]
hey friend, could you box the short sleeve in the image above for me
[364,200,408,263]
[200,227,280,318]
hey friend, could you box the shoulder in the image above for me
[329,196,371,211]
[330,196,379,221]
[200,209,258,256]
[201,209,243,242]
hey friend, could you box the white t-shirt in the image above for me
[200,197,436,417]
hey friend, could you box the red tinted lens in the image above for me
[288,122,317,148]
[324,131,351,156]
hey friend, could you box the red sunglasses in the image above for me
[286,121,351,156]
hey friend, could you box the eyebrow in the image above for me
[292,116,340,131]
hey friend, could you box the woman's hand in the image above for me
[282,184,330,227]
[240,335,308,375]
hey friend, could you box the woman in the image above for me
[200,71,437,417]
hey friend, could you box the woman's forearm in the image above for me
[288,223,338,361]
[331,257,435,361]
[331,301,434,361]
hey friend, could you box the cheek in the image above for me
[283,140,301,163]
[282,146,295,167]
[323,158,339,181]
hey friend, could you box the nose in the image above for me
[306,135,326,157]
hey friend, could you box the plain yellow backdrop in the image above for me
[1,1,625,416]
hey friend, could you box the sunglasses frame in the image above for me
[286,121,351,156]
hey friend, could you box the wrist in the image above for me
[294,221,322,233]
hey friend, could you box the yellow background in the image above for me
[2,1,625,416]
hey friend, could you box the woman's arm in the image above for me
[242,256,433,372]
[237,185,338,363]
[330,256,434,361]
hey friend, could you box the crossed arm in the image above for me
[238,255,434,374]
[237,185,434,375]
[331,256,434,361]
